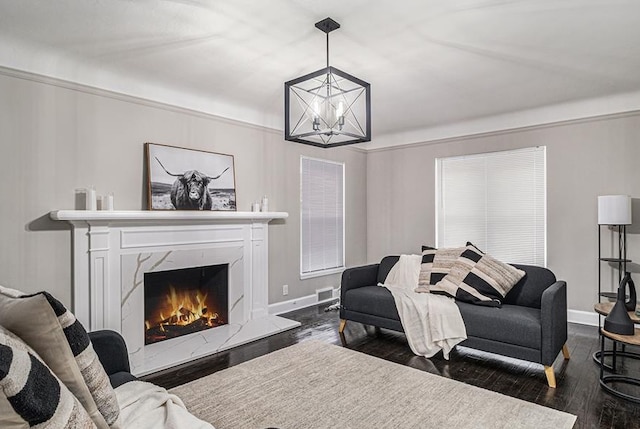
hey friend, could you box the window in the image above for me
[436,146,546,265]
[300,156,345,279]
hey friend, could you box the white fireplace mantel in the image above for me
[50,210,289,224]
[50,210,298,375]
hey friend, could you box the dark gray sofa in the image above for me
[90,330,138,388]
[339,256,570,387]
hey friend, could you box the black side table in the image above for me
[593,303,640,371]
[599,328,640,403]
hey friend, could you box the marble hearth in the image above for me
[50,210,300,376]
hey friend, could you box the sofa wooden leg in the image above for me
[562,344,570,360]
[339,319,347,334]
[544,366,557,388]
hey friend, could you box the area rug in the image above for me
[170,341,576,429]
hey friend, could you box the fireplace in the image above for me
[144,264,229,345]
[50,210,301,375]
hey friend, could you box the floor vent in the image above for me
[316,287,334,302]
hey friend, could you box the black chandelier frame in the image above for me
[284,17,371,148]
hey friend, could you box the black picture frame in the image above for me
[145,143,237,211]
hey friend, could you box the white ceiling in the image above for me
[1,0,640,149]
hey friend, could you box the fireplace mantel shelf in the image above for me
[50,210,288,223]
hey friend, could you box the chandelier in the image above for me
[285,18,371,148]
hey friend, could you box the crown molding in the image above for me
[3,64,639,154]
[358,91,640,152]
[0,65,281,134]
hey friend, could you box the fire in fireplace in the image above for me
[144,264,228,345]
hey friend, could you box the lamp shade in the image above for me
[598,195,632,225]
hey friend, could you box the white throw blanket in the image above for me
[379,254,467,359]
[115,380,214,429]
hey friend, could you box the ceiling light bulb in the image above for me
[312,101,321,131]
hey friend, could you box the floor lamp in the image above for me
[598,195,634,334]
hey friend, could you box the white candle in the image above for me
[86,187,97,211]
[105,193,114,211]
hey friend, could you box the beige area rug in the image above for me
[170,341,576,429]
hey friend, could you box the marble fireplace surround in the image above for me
[50,210,300,376]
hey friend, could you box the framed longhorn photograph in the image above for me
[145,143,237,211]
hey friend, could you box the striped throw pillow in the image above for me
[428,246,466,286]
[0,287,120,429]
[418,246,437,288]
[432,243,526,307]
[0,325,96,428]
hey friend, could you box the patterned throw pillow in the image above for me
[0,287,120,429]
[428,246,466,285]
[0,325,97,428]
[418,246,437,288]
[432,243,526,307]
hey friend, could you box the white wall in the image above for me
[0,72,368,308]
[367,113,640,313]
[4,67,640,318]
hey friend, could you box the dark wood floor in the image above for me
[143,302,640,429]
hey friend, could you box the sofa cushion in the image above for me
[0,286,120,429]
[431,244,525,307]
[456,301,541,350]
[0,325,96,428]
[344,286,399,321]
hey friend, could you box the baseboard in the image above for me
[567,309,599,326]
[269,289,339,315]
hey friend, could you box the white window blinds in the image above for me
[436,146,546,265]
[300,157,345,278]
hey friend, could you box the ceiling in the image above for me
[1,0,640,150]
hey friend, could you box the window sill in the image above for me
[300,267,345,280]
